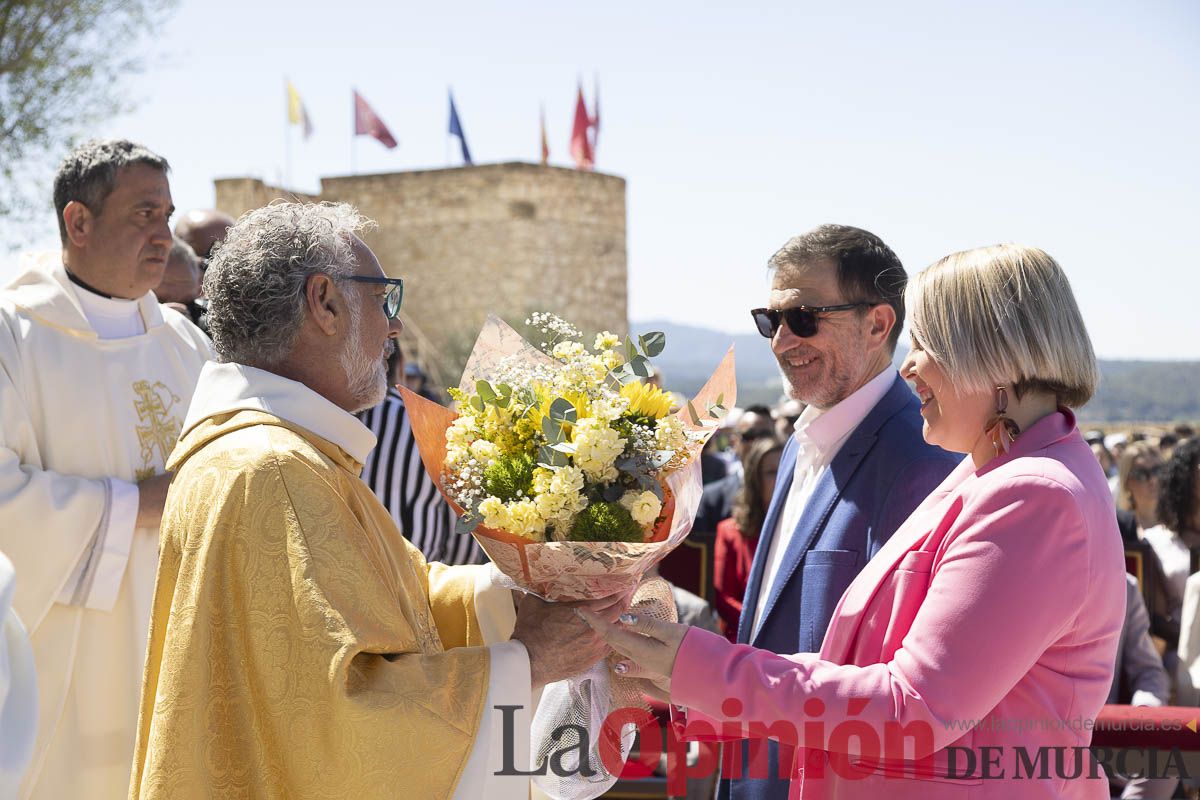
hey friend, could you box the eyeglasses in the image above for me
[340,276,405,319]
[750,303,874,339]
[1129,464,1162,482]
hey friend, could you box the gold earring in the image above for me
[985,386,1021,456]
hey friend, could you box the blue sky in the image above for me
[7,0,1198,358]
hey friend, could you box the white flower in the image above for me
[506,500,546,540]
[620,490,663,527]
[550,466,586,496]
[446,444,470,467]
[479,496,508,529]
[532,467,554,494]
[469,440,499,463]
[552,341,586,360]
[571,419,625,482]
[534,491,568,520]
[654,416,686,452]
[446,416,479,447]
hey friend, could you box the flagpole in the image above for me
[283,78,291,190]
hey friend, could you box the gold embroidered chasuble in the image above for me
[130,404,502,799]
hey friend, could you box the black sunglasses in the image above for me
[750,303,874,339]
[340,276,405,319]
[1129,464,1162,482]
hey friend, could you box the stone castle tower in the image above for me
[214,163,628,389]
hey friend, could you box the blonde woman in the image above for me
[585,244,1125,799]
[1117,441,1164,532]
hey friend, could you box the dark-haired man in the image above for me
[0,139,210,799]
[720,225,959,800]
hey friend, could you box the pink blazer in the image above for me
[672,410,1125,799]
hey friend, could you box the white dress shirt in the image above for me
[751,367,896,637]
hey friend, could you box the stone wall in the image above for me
[214,163,627,390]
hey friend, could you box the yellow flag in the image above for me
[286,81,313,139]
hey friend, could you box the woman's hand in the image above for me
[578,610,690,688]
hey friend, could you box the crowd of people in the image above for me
[0,137,1194,800]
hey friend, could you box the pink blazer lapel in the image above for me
[818,458,972,663]
[817,409,1080,665]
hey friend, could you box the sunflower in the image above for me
[621,381,673,421]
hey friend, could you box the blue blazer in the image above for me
[721,373,960,800]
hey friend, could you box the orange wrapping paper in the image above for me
[401,315,736,600]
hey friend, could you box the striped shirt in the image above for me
[358,388,486,566]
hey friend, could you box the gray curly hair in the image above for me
[203,201,376,366]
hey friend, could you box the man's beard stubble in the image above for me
[340,302,391,413]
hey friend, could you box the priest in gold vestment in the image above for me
[130,202,611,799]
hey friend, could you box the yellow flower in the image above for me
[479,496,509,529]
[470,440,499,463]
[531,467,555,494]
[552,341,586,360]
[621,381,673,421]
[602,350,624,370]
[594,332,620,351]
[507,500,547,541]
[571,419,624,483]
[620,490,663,527]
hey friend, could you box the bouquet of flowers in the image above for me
[402,313,734,799]
[401,312,735,601]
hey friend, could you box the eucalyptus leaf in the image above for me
[538,445,568,468]
[651,450,675,469]
[686,400,702,426]
[469,395,484,413]
[629,356,651,378]
[625,335,637,362]
[476,380,497,404]
[550,441,577,455]
[541,416,564,444]
[454,515,480,536]
[549,397,577,425]
[638,331,666,358]
[618,370,642,385]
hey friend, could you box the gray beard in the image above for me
[340,303,388,412]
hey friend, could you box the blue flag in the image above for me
[448,91,472,165]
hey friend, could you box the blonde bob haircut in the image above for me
[906,244,1099,409]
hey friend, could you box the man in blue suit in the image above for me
[721,225,959,800]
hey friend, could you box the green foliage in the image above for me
[0,0,179,235]
[569,501,645,543]
[482,453,536,502]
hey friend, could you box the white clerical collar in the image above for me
[182,362,377,464]
[70,280,146,340]
[794,366,896,454]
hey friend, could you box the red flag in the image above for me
[540,104,549,165]
[354,90,398,149]
[570,85,593,170]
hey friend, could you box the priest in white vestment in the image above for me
[131,201,612,798]
[0,140,211,799]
